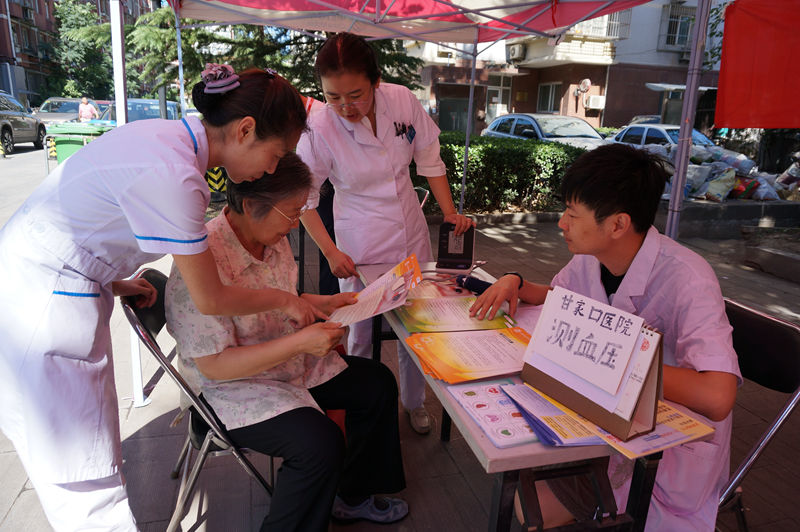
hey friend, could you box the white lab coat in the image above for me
[0,117,210,485]
[297,83,446,408]
[298,82,446,270]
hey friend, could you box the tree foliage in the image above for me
[49,0,113,99]
[54,6,424,105]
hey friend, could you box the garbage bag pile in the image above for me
[652,144,800,203]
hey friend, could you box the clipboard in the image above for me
[435,223,476,274]
[521,325,663,442]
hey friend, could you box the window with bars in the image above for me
[659,3,695,51]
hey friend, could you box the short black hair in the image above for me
[226,153,312,219]
[560,144,668,233]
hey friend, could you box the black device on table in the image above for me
[435,223,475,274]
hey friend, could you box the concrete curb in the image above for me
[426,211,561,224]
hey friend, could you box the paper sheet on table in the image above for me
[588,401,715,460]
[395,296,513,333]
[512,304,543,333]
[531,286,644,396]
[329,255,422,326]
[447,376,539,448]
[405,327,530,383]
[501,383,603,446]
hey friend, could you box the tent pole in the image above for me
[110,0,127,125]
[459,35,479,215]
[665,0,711,240]
[175,8,187,117]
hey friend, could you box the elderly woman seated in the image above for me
[164,153,408,531]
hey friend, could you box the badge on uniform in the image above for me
[406,125,416,144]
[394,122,416,144]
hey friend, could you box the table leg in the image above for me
[488,470,519,532]
[440,408,452,442]
[626,451,662,532]
[371,315,382,362]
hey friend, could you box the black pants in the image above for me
[317,179,340,296]
[228,356,405,532]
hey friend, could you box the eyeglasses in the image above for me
[273,205,308,224]
[325,100,369,111]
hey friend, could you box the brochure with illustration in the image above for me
[395,295,513,333]
[446,376,539,449]
[502,383,713,459]
[328,254,422,326]
[405,327,531,383]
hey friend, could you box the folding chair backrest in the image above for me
[724,299,800,393]
[121,268,235,449]
[719,298,800,510]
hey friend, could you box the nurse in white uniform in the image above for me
[297,33,474,435]
[0,65,328,531]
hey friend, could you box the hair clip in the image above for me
[264,68,277,79]
[201,63,240,94]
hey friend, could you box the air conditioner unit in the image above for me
[678,50,691,63]
[22,7,35,21]
[506,43,527,62]
[585,95,606,110]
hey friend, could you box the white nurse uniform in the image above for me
[0,116,210,530]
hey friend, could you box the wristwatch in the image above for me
[503,271,524,289]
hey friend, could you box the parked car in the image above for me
[93,98,180,126]
[611,123,715,148]
[481,113,609,150]
[0,90,46,154]
[627,114,661,125]
[34,97,99,127]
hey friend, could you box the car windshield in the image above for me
[534,117,601,139]
[101,101,178,121]
[664,128,715,146]
[40,100,79,113]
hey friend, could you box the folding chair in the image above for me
[718,298,800,532]
[121,268,273,532]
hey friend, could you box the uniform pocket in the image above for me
[652,439,725,515]
[35,273,109,362]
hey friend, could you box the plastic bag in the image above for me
[752,176,780,201]
[704,168,737,202]
[729,177,760,199]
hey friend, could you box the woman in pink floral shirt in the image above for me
[165,153,408,531]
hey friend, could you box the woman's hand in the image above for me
[296,322,346,358]
[469,275,519,320]
[284,294,329,328]
[319,292,358,315]
[443,212,476,236]
[325,248,358,278]
[111,278,157,308]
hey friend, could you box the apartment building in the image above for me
[1,0,152,107]
[408,0,725,132]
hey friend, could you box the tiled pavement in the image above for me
[1,219,799,531]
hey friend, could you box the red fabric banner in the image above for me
[715,0,800,128]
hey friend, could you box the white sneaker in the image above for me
[407,407,431,434]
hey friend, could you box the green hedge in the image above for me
[411,131,585,213]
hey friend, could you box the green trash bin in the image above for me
[48,123,113,164]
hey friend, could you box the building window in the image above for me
[537,83,562,113]
[486,75,511,122]
[659,3,695,51]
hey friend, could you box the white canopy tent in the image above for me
[108,0,711,234]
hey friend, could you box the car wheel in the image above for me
[1,127,13,155]
[33,125,46,149]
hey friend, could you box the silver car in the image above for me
[480,113,609,150]
[34,97,99,127]
[611,123,715,147]
[0,90,45,154]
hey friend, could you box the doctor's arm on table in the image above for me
[469,274,551,320]
[172,250,328,326]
